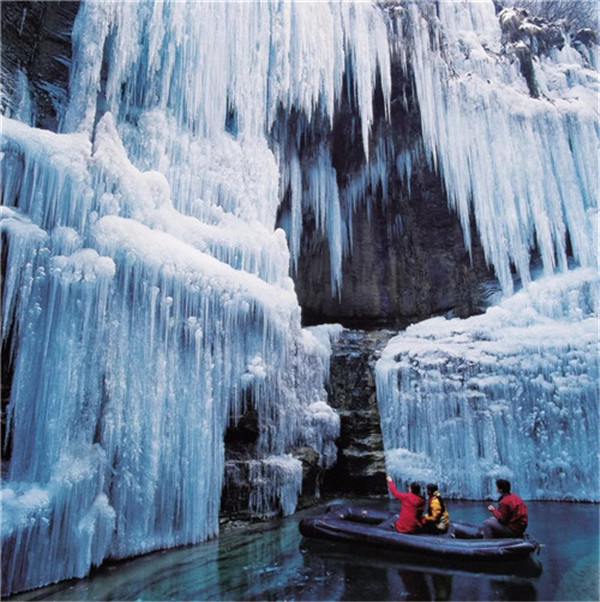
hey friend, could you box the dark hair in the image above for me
[410,482,421,495]
[496,479,511,494]
[426,483,445,512]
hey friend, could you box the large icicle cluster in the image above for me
[397,1,598,294]
[0,0,394,594]
[62,0,391,294]
[279,0,598,299]
[373,3,598,504]
[0,112,340,594]
[376,268,599,501]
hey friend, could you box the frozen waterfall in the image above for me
[0,114,341,594]
[393,1,598,294]
[1,0,598,596]
[373,2,598,505]
[2,0,388,593]
[377,268,599,501]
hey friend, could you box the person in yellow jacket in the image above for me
[421,483,450,534]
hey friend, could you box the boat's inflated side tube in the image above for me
[299,505,539,560]
[325,504,391,524]
[322,504,482,539]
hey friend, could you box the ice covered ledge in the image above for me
[376,268,599,502]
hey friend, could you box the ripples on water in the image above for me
[10,500,599,601]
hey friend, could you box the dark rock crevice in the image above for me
[1,1,80,131]
[320,329,394,497]
[220,329,395,515]
[288,54,494,329]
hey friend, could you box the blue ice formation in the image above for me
[373,1,598,502]
[1,0,598,595]
[377,268,599,501]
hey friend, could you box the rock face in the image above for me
[220,409,259,519]
[290,61,496,330]
[296,169,493,330]
[321,329,394,496]
[1,1,79,130]
[221,329,395,513]
[220,414,325,516]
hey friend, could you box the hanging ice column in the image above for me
[398,1,598,294]
[0,0,393,595]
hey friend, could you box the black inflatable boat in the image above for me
[299,504,540,561]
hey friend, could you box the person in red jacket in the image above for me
[386,475,425,533]
[483,478,528,538]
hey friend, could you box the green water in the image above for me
[10,500,599,601]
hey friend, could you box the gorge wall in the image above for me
[290,60,495,329]
[1,1,496,510]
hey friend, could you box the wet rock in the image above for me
[1,1,80,130]
[292,446,322,509]
[321,329,394,496]
[575,28,597,47]
[514,42,539,97]
[221,460,253,520]
[221,416,323,516]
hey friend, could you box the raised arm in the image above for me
[386,475,407,500]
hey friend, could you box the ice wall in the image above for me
[0,115,340,595]
[376,268,599,501]
[62,0,391,293]
[1,0,392,593]
[373,1,598,503]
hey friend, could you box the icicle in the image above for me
[249,455,303,518]
[400,0,598,294]
[288,146,303,272]
[11,69,34,125]
[305,144,343,296]
[0,208,49,342]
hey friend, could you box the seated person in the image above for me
[483,478,528,538]
[386,475,425,533]
[421,483,450,534]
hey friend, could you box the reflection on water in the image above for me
[296,537,543,602]
[398,571,452,601]
[9,500,599,602]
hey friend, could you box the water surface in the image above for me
[11,500,599,601]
